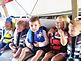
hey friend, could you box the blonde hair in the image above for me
[70,20,81,28]
[56,15,70,30]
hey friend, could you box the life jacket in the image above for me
[2,29,14,43]
[27,26,47,44]
[16,29,28,47]
[49,32,67,52]
[67,33,81,60]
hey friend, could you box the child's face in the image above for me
[56,18,64,29]
[17,25,25,32]
[5,21,12,30]
[29,20,40,32]
[68,23,81,37]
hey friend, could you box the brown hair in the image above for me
[17,20,29,28]
[29,16,40,24]
[70,20,81,27]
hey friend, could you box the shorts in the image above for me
[31,44,50,54]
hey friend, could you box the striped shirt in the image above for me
[67,34,81,61]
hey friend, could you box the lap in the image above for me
[45,51,66,59]
[0,42,6,48]
[51,52,66,61]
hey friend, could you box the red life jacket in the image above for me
[49,32,62,51]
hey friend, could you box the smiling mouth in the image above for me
[33,29,36,31]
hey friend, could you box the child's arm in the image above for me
[58,29,68,46]
[9,30,14,38]
[25,37,33,50]
[12,47,22,58]
[9,43,17,51]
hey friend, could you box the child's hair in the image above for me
[5,17,15,30]
[70,20,81,28]
[29,16,40,24]
[57,15,70,31]
[17,20,29,28]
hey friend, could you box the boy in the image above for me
[67,20,81,61]
[18,16,49,61]
[9,20,29,58]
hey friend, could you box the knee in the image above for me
[41,57,47,61]
[51,55,64,61]
[22,48,25,52]
[41,53,50,61]
[22,48,27,53]
[37,50,44,53]
[51,56,56,61]
[45,52,51,57]
[22,48,30,52]
[36,50,44,55]
[51,58,60,61]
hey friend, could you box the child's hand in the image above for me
[58,29,64,36]
[9,43,13,47]
[29,45,33,49]
[34,42,39,47]
[12,49,17,53]
[10,38,14,42]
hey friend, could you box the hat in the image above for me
[10,16,15,18]
[6,17,12,23]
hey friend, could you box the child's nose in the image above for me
[33,26,36,29]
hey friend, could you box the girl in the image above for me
[0,17,14,55]
[42,15,70,61]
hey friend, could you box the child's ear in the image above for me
[80,31,81,32]
[39,24,41,26]
[29,24,31,27]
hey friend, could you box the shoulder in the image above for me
[27,29,32,36]
[40,26,47,32]
[23,29,29,33]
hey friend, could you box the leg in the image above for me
[51,53,66,61]
[42,51,54,61]
[0,42,6,49]
[18,47,31,61]
[12,47,22,58]
[1,43,10,51]
[31,50,44,61]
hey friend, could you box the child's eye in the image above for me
[31,25,33,27]
[35,25,37,26]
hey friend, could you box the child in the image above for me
[9,20,29,58]
[18,16,49,61]
[0,17,14,55]
[67,20,81,61]
[42,15,70,61]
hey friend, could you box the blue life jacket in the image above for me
[27,26,47,44]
